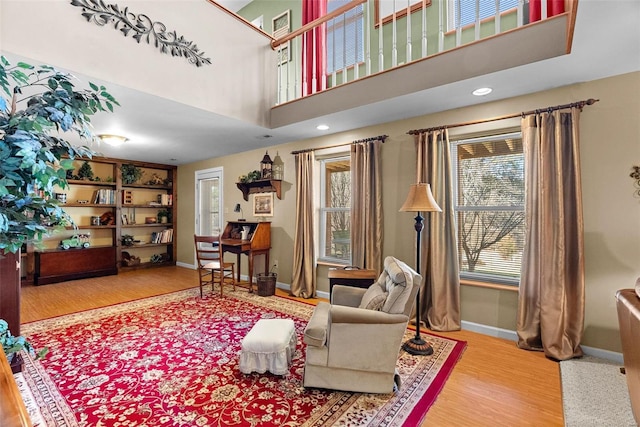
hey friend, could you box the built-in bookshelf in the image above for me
[28,157,177,285]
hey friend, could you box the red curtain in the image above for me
[529,0,565,23]
[301,0,326,96]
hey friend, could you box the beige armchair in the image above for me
[303,256,421,394]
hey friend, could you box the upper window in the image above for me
[326,0,364,74]
[452,132,525,285]
[319,155,351,263]
[448,0,518,30]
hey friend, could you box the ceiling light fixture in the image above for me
[98,134,128,147]
[472,87,493,96]
[316,124,329,130]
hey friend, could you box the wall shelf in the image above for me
[236,179,282,201]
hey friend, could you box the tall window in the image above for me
[196,167,223,236]
[319,155,351,262]
[452,132,524,285]
[448,0,519,30]
[326,0,364,74]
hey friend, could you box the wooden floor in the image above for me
[20,266,564,426]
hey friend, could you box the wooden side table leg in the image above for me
[248,254,254,293]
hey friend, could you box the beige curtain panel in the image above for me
[291,151,317,298]
[517,108,585,361]
[416,129,461,332]
[351,139,384,275]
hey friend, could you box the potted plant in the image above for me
[1,319,47,373]
[77,160,95,180]
[0,56,118,335]
[157,209,171,223]
[121,234,135,247]
[121,163,143,185]
[0,56,118,253]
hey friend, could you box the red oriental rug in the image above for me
[19,288,466,426]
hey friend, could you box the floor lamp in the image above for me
[399,182,441,356]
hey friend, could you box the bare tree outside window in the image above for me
[454,134,525,283]
[320,157,351,262]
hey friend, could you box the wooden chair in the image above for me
[194,234,236,297]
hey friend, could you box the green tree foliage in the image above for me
[0,56,119,253]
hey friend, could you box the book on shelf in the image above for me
[93,189,116,204]
[150,229,173,244]
[158,194,173,206]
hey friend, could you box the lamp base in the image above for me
[402,336,434,356]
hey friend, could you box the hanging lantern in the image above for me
[260,151,273,179]
[272,151,284,180]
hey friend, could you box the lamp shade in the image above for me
[399,183,442,213]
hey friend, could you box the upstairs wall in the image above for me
[0,0,276,128]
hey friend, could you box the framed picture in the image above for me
[253,193,274,217]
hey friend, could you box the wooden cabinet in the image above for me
[28,157,177,285]
[35,246,117,285]
[0,251,21,336]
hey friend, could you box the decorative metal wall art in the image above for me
[70,0,211,67]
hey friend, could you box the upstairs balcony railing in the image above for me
[271,0,573,105]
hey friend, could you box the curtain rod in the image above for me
[291,135,387,155]
[406,98,599,135]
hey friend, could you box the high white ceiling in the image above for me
[6,1,640,165]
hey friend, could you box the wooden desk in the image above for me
[221,221,271,293]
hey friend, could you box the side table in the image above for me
[328,267,377,296]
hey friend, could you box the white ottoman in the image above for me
[239,318,296,375]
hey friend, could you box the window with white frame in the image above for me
[452,132,525,285]
[319,155,351,263]
[326,0,364,74]
[448,0,519,30]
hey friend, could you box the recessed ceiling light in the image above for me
[472,87,492,96]
[316,124,329,130]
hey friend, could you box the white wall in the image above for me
[0,0,276,127]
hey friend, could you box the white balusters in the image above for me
[274,0,536,103]
[379,7,384,72]
[366,0,372,75]
[392,0,398,67]
[421,0,428,58]
[406,0,412,63]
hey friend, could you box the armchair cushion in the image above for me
[381,257,413,314]
[358,285,388,311]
